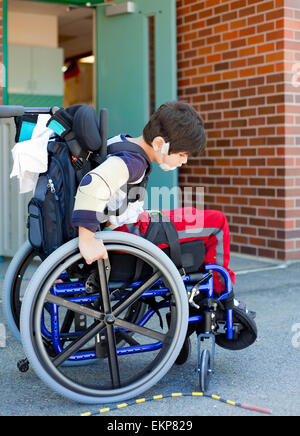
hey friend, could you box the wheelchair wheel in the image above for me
[20,231,189,404]
[4,240,147,367]
[199,349,211,392]
[2,240,43,341]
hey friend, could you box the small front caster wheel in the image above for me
[199,349,211,392]
[17,358,29,373]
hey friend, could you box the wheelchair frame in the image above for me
[46,264,233,362]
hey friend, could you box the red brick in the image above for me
[258,248,276,258]
[176,0,300,261]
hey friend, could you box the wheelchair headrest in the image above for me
[47,104,102,153]
[73,105,102,152]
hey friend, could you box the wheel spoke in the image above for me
[46,293,104,320]
[112,271,162,317]
[60,310,74,334]
[97,259,121,388]
[97,259,111,312]
[115,318,165,342]
[52,320,106,367]
[106,325,121,388]
[117,330,140,346]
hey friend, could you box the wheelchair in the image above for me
[6,230,254,404]
[1,105,257,405]
[19,231,240,404]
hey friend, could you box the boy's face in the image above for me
[152,137,189,171]
[161,151,188,171]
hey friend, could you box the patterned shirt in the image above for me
[71,134,149,231]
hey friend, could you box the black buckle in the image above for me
[179,267,186,278]
[71,155,85,170]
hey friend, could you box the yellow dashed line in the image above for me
[136,398,146,404]
[226,400,236,406]
[153,394,163,400]
[80,392,271,416]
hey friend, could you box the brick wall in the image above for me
[177,0,300,261]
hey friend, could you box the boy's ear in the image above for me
[152,136,165,152]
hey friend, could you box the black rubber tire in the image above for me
[20,232,189,404]
[2,241,42,342]
[199,349,211,392]
[215,307,257,351]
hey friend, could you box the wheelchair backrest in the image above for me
[14,105,108,168]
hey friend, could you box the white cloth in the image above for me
[108,199,145,227]
[10,115,53,194]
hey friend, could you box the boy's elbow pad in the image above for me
[74,156,129,212]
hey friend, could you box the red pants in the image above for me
[114,207,235,293]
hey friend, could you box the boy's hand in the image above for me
[78,226,108,265]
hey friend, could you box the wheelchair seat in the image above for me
[108,239,206,282]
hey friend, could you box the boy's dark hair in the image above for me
[143,101,206,157]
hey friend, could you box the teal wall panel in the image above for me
[8,94,63,107]
[96,0,178,210]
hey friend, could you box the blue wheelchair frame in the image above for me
[42,264,233,363]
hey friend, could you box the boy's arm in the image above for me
[72,156,130,263]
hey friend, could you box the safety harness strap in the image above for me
[144,213,185,276]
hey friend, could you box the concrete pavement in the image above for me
[0,253,299,416]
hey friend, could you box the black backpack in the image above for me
[27,139,78,256]
[23,105,107,256]
[23,104,151,256]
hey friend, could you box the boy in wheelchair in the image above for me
[72,100,257,362]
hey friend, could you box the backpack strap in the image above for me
[144,213,185,277]
[107,141,152,176]
[104,141,152,216]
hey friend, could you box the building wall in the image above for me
[177,0,300,261]
[8,11,58,47]
[0,0,299,260]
